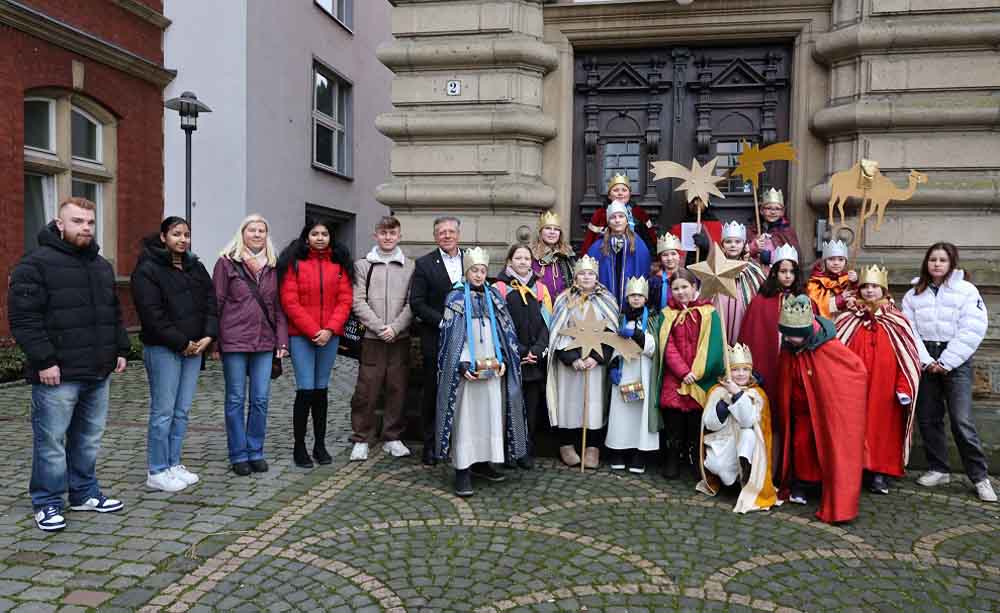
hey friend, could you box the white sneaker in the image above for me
[917,471,951,487]
[146,470,187,492]
[383,440,411,458]
[350,442,369,461]
[170,465,200,486]
[975,479,998,502]
[70,495,123,513]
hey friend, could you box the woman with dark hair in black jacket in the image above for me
[131,217,218,493]
[494,244,553,469]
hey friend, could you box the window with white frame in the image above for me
[22,92,115,255]
[315,0,352,29]
[312,62,352,176]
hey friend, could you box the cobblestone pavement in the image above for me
[2,359,1000,612]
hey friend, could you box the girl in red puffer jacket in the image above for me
[278,220,354,468]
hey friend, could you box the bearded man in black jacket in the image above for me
[8,198,130,532]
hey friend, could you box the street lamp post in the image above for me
[164,91,212,235]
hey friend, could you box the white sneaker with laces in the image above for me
[975,479,998,502]
[70,495,123,513]
[383,440,411,458]
[170,465,200,486]
[350,442,369,461]
[917,471,951,487]
[146,470,187,492]
[34,506,66,531]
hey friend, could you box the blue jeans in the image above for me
[289,335,339,390]
[144,345,202,475]
[222,351,273,463]
[30,377,110,510]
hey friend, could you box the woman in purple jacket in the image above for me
[212,215,289,476]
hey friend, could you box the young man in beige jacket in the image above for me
[349,216,415,460]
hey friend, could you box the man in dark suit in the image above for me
[409,216,463,465]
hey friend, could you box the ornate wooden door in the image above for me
[572,44,791,242]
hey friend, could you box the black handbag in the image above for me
[339,263,376,359]
[235,263,283,379]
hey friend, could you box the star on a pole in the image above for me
[650,157,727,206]
[687,242,748,300]
[560,304,641,361]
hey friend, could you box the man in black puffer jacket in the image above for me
[8,198,130,532]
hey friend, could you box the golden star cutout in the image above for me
[560,303,642,362]
[650,157,727,206]
[687,242,748,300]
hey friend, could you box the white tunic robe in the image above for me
[551,302,608,430]
[605,321,659,451]
[702,389,763,487]
[450,318,504,470]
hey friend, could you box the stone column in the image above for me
[376,0,558,265]
[811,0,1000,397]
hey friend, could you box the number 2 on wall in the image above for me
[446,80,461,96]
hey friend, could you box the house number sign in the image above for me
[446,80,462,96]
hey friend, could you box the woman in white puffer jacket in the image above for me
[901,242,995,502]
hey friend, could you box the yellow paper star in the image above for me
[687,242,748,300]
[560,304,642,362]
[731,140,797,193]
[650,157,727,206]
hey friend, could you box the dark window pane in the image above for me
[337,87,346,125]
[717,141,737,154]
[71,110,99,160]
[626,142,639,154]
[627,169,640,182]
[72,179,97,202]
[315,71,334,117]
[24,101,51,150]
[605,143,625,155]
[315,123,334,167]
[24,174,47,251]
[620,155,639,168]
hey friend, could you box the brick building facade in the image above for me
[0,0,174,337]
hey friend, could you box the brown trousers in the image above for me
[349,337,409,443]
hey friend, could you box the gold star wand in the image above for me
[650,157,727,261]
[559,305,640,472]
[686,242,748,378]
[730,140,796,236]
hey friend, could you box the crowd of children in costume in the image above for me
[433,174,995,524]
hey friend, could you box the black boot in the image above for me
[661,443,679,480]
[311,389,332,465]
[740,457,752,486]
[454,469,473,497]
[688,444,701,482]
[293,390,314,468]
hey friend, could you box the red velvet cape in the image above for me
[776,324,869,524]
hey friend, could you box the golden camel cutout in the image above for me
[827,162,927,231]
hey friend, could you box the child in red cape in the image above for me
[775,294,868,524]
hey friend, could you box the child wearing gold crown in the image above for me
[605,276,659,473]
[579,173,658,256]
[697,344,777,513]
[648,233,683,311]
[835,265,921,495]
[746,188,801,274]
[546,255,619,469]
[653,269,727,480]
[775,295,868,523]
[806,239,858,319]
[714,221,767,341]
[532,211,576,300]
[435,247,529,497]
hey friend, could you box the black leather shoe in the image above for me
[470,462,506,482]
[313,446,333,466]
[249,459,269,473]
[739,457,752,486]
[454,469,473,497]
[516,456,534,470]
[232,462,252,476]
[293,444,314,469]
[870,473,890,495]
[422,446,437,466]
[661,447,679,480]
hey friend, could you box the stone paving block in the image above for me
[62,590,112,607]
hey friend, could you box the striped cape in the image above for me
[835,300,922,464]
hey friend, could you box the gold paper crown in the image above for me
[625,276,649,297]
[657,232,683,253]
[607,173,630,193]
[859,264,889,288]
[538,210,561,229]
[779,294,815,330]
[462,246,490,272]
[762,187,784,206]
[727,343,754,368]
[574,254,599,275]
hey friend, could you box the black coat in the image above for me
[130,237,219,352]
[409,249,461,362]
[495,271,550,382]
[7,221,130,383]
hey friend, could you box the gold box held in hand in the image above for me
[474,357,501,379]
[619,381,645,403]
